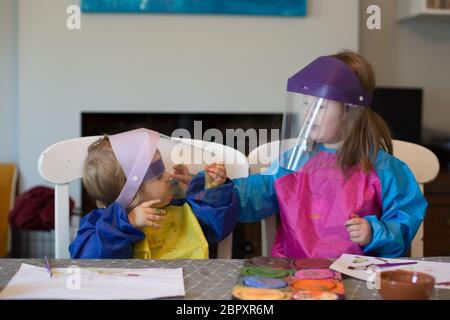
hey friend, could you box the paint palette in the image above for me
[232,257,345,300]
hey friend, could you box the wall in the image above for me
[360,0,450,135]
[14,0,359,205]
[0,0,18,163]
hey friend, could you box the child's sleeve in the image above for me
[232,162,292,223]
[185,172,239,244]
[69,202,145,259]
[363,158,428,257]
[233,147,316,223]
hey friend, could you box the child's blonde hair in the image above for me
[332,50,393,174]
[83,136,141,211]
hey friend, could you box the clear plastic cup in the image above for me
[170,179,186,199]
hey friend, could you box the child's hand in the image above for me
[128,199,166,229]
[205,162,227,188]
[345,213,372,246]
[172,164,192,191]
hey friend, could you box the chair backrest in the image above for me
[0,163,18,257]
[392,140,439,187]
[38,136,248,259]
[248,138,297,174]
[250,139,440,257]
[391,140,439,257]
[177,138,249,178]
[38,136,101,259]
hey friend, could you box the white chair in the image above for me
[247,139,296,256]
[392,140,439,257]
[38,136,249,259]
[248,139,439,257]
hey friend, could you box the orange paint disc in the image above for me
[291,279,338,291]
[232,286,287,300]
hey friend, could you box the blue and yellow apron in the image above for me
[134,203,209,259]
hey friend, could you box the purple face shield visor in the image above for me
[278,56,373,172]
[109,128,165,208]
[286,55,372,107]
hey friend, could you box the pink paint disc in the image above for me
[294,269,335,280]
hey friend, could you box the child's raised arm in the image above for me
[184,167,239,244]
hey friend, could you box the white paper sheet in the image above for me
[0,263,186,299]
[330,254,450,289]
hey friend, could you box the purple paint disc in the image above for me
[294,258,332,270]
[242,276,287,289]
[294,269,335,280]
[249,256,292,269]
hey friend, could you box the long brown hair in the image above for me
[333,50,393,174]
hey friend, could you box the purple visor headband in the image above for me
[109,128,165,208]
[287,56,373,107]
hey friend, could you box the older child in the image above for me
[233,51,427,258]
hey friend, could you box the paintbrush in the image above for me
[348,261,418,270]
[44,256,53,278]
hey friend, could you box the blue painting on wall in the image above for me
[81,0,307,17]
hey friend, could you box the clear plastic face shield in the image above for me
[151,135,207,200]
[277,56,373,173]
[279,92,347,172]
[110,128,219,207]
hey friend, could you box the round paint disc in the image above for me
[233,286,286,300]
[291,290,339,300]
[242,276,287,289]
[294,269,335,280]
[249,256,292,269]
[294,258,332,270]
[291,279,338,291]
[246,267,290,278]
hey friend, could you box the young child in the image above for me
[69,128,239,259]
[233,51,427,259]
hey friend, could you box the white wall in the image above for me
[15,0,359,205]
[360,0,450,135]
[0,0,18,163]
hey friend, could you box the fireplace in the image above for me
[81,112,283,258]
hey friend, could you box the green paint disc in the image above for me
[246,267,290,278]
